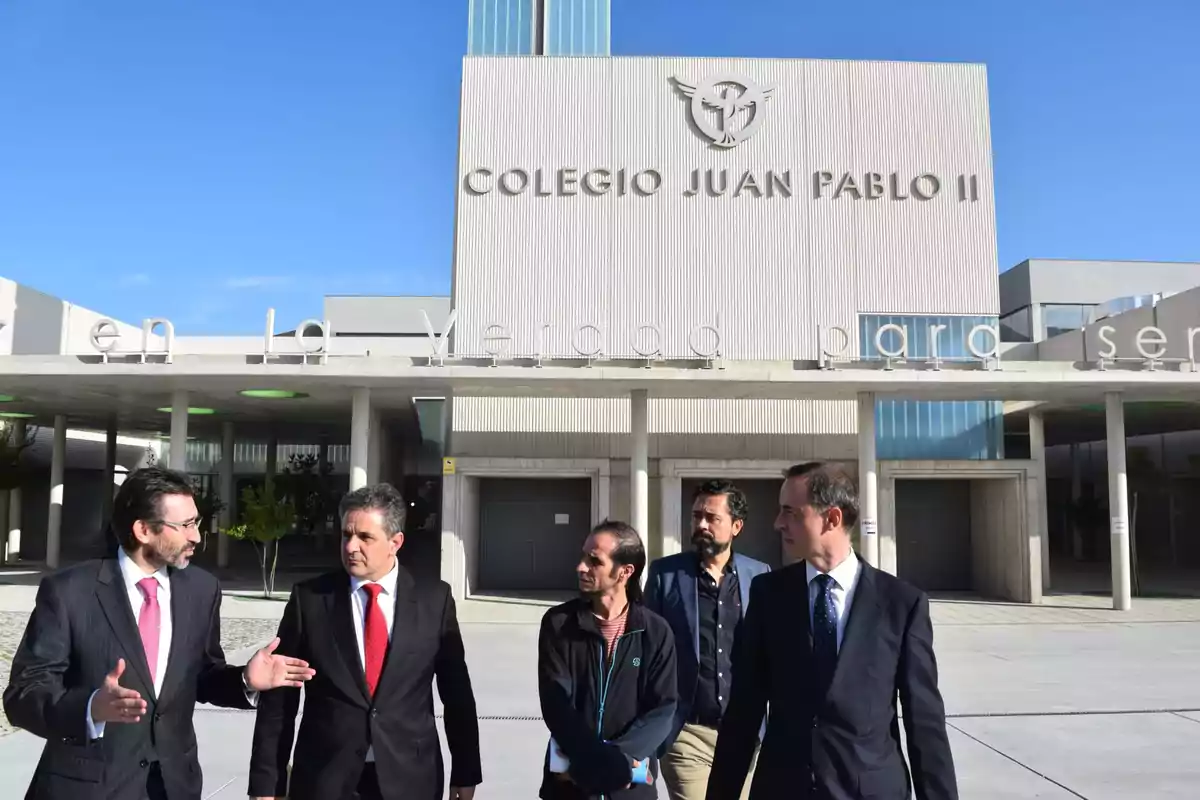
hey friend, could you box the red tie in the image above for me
[361,583,387,696]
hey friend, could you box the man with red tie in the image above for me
[249,483,482,800]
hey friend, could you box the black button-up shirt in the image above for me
[691,557,741,727]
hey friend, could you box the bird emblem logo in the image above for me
[672,74,775,149]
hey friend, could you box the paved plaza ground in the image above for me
[0,572,1198,799]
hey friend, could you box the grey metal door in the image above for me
[895,479,973,592]
[478,478,591,591]
[680,479,784,569]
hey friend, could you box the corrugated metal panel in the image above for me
[453,397,853,434]
[849,62,999,317]
[453,57,999,364]
[452,397,856,459]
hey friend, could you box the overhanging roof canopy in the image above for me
[2,354,1200,429]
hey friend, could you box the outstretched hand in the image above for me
[243,637,316,691]
[90,659,147,724]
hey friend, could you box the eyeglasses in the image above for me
[152,517,203,532]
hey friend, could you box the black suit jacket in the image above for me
[248,566,482,800]
[707,560,958,800]
[3,557,252,800]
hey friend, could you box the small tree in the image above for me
[0,422,36,491]
[224,483,295,598]
[277,453,337,536]
[191,479,227,553]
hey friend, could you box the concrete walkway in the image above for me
[1,576,1198,798]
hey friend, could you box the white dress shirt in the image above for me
[806,551,862,652]
[87,547,172,739]
[349,559,399,762]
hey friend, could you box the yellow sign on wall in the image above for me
[442,457,456,476]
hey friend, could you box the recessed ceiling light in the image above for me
[238,389,309,399]
[0,395,15,402]
[0,411,35,419]
[156,407,217,415]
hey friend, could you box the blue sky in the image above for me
[1,0,1197,334]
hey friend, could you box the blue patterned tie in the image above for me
[812,574,838,701]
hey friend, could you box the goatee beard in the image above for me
[692,533,730,561]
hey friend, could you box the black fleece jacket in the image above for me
[537,598,678,800]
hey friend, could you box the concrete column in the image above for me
[6,485,20,564]
[265,433,278,493]
[857,393,879,567]
[47,415,66,568]
[1029,410,1050,593]
[0,491,7,563]
[317,434,330,543]
[440,473,478,600]
[169,390,188,471]
[367,409,382,486]
[350,388,371,491]
[877,476,898,574]
[1069,443,1083,560]
[1105,392,1132,610]
[596,471,612,525]
[1030,303,1045,343]
[4,420,23,564]
[630,390,649,539]
[218,422,234,568]
[102,417,118,526]
[659,474,682,558]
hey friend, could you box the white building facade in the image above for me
[2,56,1197,611]
[443,56,1014,596]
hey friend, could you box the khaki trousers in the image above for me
[660,723,757,800]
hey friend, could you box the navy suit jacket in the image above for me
[644,550,770,753]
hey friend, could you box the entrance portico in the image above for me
[2,352,1194,609]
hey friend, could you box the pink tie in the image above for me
[136,577,161,681]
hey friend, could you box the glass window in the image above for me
[999,307,1032,343]
[1042,303,1096,339]
[468,0,536,55]
[545,0,610,55]
[859,314,1005,460]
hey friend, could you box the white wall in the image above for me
[970,477,1032,602]
[0,278,15,355]
[453,57,999,362]
[1033,283,1200,362]
[450,397,859,459]
[879,460,1039,603]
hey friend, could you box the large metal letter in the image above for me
[90,319,121,358]
[141,318,175,363]
[421,309,458,365]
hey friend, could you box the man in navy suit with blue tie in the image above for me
[706,462,957,800]
[644,480,770,800]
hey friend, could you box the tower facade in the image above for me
[467,0,610,56]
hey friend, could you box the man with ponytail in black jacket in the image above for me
[538,520,678,800]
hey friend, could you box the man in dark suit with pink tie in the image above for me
[4,466,315,800]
